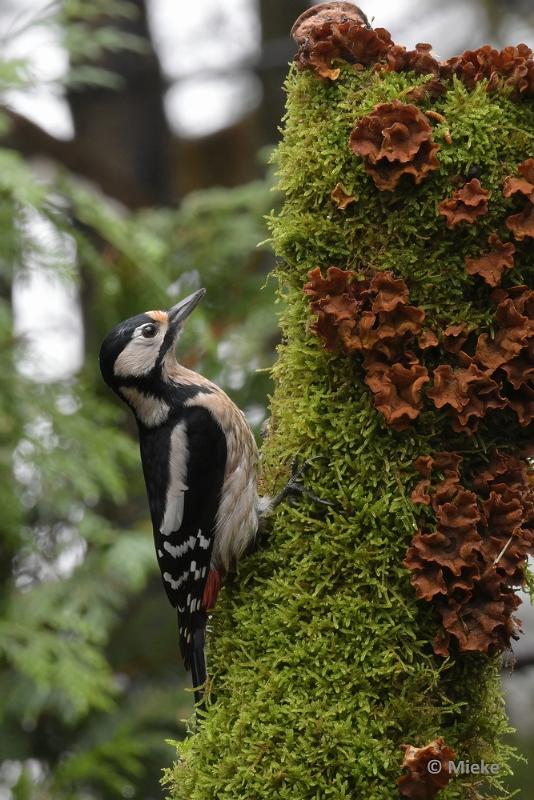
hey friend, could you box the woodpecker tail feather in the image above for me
[178,610,208,710]
[190,625,207,708]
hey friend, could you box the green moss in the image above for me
[165,64,533,799]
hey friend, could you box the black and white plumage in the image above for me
[99,290,268,702]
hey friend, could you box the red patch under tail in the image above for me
[202,569,221,611]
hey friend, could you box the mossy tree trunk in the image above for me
[166,7,534,799]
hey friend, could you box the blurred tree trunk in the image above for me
[257,0,308,145]
[177,1,310,191]
[0,272,20,599]
[177,113,261,194]
[3,1,313,201]
[66,0,173,208]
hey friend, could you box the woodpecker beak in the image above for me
[167,289,206,331]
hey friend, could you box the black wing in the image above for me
[140,405,227,668]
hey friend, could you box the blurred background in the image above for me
[0,1,533,798]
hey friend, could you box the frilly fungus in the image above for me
[405,78,446,104]
[503,158,534,201]
[384,42,440,77]
[475,291,531,370]
[465,234,516,287]
[349,102,440,191]
[363,358,429,431]
[442,322,469,354]
[506,205,534,240]
[504,159,534,240]
[292,12,534,99]
[427,361,506,434]
[444,44,534,96]
[304,267,425,357]
[418,329,439,349]
[306,262,534,434]
[398,739,455,800]
[438,178,490,228]
[291,3,389,81]
[405,451,534,656]
[330,182,356,209]
[304,268,428,428]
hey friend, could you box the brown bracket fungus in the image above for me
[291,3,389,81]
[349,101,440,191]
[330,182,356,209]
[504,158,534,240]
[465,234,515,287]
[438,178,490,228]
[405,452,534,657]
[398,739,455,800]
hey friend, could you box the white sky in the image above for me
[11,210,83,380]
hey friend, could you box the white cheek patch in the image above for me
[114,322,167,378]
[114,338,158,377]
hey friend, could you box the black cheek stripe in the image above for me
[156,324,179,368]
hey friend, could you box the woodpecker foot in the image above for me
[271,458,335,511]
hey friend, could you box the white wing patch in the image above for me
[163,570,188,590]
[198,530,210,549]
[161,494,185,536]
[162,533,205,594]
[163,535,196,558]
[160,421,189,536]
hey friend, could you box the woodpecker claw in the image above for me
[270,457,336,511]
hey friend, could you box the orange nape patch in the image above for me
[146,310,168,323]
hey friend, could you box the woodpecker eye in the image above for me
[141,324,158,339]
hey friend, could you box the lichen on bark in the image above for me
[165,10,533,799]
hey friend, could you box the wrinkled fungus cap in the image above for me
[291,2,370,42]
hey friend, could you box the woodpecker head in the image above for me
[99,288,206,391]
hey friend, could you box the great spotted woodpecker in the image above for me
[99,290,313,704]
